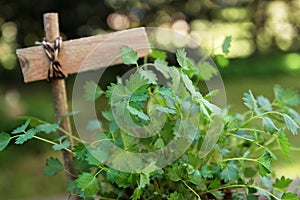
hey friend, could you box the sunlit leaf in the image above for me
[277,131,291,158]
[120,46,138,65]
[274,176,292,189]
[283,114,299,135]
[222,36,232,54]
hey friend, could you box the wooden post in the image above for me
[43,13,78,200]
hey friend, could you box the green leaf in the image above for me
[15,128,36,144]
[274,176,293,189]
[220,167,239,182]
[214,54,229,68]
[150,49,167,60]
[35,123,58,134]
[222,36,232,54]
[200,165,213,179]
[257,96,272,111]
[154,137,165,149]
[120,45,138,65]
[246,195,259,200]
[106,168,136,188]
[274,85,300,107]
[277,131,291,158]
[156,105,177,114]
[83,81,103,101]
[52,140,71,151]
[140,173,150,188]
[86,120,102,131]
[0,132,10,151]
[189,170,206,190]
[139,69,157,84]
[262,117,278,133]
[283,114,299,135]
[258,152,272,176]
[11,119,30,134]
[131,187,143,200]
[168,191,185,200]
[73,143,87,160]
[243,90,257,111]
[176,48,188,70]
[210,190,224,199]
[127,105,150,121]
[181,73,196,96]
[281,192,299,200]
[167,164,184,182]
[76,173,100,197]
[85,152,101,166]
[43,157,64,176]
[196,61,218,80]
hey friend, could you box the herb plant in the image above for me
[1,45,300,200]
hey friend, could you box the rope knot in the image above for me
[39,37,66,81]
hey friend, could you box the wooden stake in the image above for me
[43,13,78,199]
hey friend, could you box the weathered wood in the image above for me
[16,27,150,83]
[43,13,77,200]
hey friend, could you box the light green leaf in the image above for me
[222,36,232,54]
[131,187,143,200]
[11,119,30,134]
[35,123,58,134]
[15,128,36,144]
[210,191,224,199]
[274,85,300,107]
[274,176,293,189]
[140,173,150,188]
[257,96,272,111]
[277,132,291,158]
[154,137,165,149]
[120,46,138,65]
[176,48,188,70]
[214,54,229,67]
[196,61,218,80]
[76,173,100,196]
[220,167,239,182]
[139,69,157,84]
[262,117,278,133]
[127,105,150,121]
[283,114,299,135]
[281,192,299,200]
[0,132,10,151]
[156,105,177,114]
[52,140,71,151]
[43,157,64,176]
[151,49,167,60]
[83,81,103,101]
[181,73,196,96]
[243,90,257,111]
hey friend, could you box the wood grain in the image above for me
[16,27,151,83]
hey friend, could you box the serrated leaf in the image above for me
[83,81,103,101]
[35,123,58,134]
[167,164,184,182]
[200,165,213,178]
[76,173,100,196]
[151,49,167,60]
[11,120,30,134]
[120,46,138,65]
[168,191,185,200]
[283,114,299,135]
[73,143,87,160]
[258,152,272,176]
[257,96,272,111]
[220,167,239,182]
[210,190,224,199]
[181,73,196,96]
[196,61,218,80]
[106,168,135,188]
[43,157,64,176]
[189,170,206,190]
[85,152,101,166]
[274,85,300,107]
[52,140,71,151]
[176,48,188,70]
[0,132,10,151]
[277,132,291,158]
[60,110,80,121]
[281,192,299,200]
[156,105,177,114]
[262,117,278,133]
[15,128,36,144]
[127,105,150,121]
[243,90,257,111]
[274,176,293,189]
[222,36,232,54]
[139,69,157,84]
[154,138,165,149]
[214,54,229,67]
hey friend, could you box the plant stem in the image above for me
[181,180,201,200]
[32,135,73,153]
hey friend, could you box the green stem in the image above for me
[181,180,201,200]
[32,135,73,153]
[57,127,84,143]
[221,157,258,163]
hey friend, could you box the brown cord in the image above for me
[38,37,66,81]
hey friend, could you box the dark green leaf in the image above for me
[283,114,299,135]
[15,128,36,144]
[274,85,300,107]
[168,191,185,200]
[262,117,278,133]
[257,96,272,111]
[274,176,293,189]
[83,81,103,101]
[120,46,138,65]
[220,167,239,182]
[200,165,213,179]
[43,157,64,176]
[243,90,257,111]
[277,131,291,158]
[35,123,58,134]
[11,119,30,134]
[106,168,135,188]
[73,143,87,160]
[246,194,258,200]
[85,152,101,166]
[76,173,100,196]
[222,36,232,54]
[0,132,10,151]
[189,170,206,190]
[281,192,299,200]
[258,152,272,176]
[167,164,184,182]
[52,140,71,150]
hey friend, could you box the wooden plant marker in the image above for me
[16,13,150,199]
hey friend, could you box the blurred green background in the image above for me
[0,0,299,199]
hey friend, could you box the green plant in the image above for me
[1,45,300,200]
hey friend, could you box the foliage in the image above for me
[1,46,300,200]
